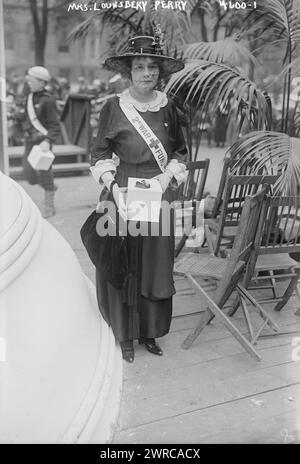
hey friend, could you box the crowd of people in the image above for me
[6,70,246,151]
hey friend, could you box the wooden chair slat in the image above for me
[175,159,210,257]
[208,174,279,255]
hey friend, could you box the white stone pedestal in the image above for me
[0,172,122,444]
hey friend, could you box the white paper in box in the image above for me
[126,177,162,222]
[28,145,55,171]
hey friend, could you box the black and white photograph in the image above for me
[0,0,300,446]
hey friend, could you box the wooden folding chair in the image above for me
[177,159,210,202]
[175,159,210,257]
[174,188,280,361]
[206,174,279,256]
[236,195,300,312]
[209,152,276,220]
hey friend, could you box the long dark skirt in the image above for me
[23,140,55,191]
[96,233,175,342]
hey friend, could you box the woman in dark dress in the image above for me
[90,32,188,363]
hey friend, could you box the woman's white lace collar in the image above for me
[119,88,168,112]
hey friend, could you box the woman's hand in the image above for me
[111,183,127,221]
[154,171,173,193]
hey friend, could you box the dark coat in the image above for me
[90,94,188,341]
[24,90,61,145]
[23,89,60,189]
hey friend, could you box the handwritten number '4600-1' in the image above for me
[219,1,257,10]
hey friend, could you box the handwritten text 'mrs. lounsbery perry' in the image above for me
[67,1,187,12]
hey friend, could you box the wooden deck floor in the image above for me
[112,277,300,444]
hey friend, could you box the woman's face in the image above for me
[130,57,160,93]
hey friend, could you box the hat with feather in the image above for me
[104,27,184,76]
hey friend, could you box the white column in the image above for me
[0,0,9,175]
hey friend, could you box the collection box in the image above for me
[123,177,162,222]
[28,145,55,171]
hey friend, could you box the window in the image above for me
[58,43,69,53]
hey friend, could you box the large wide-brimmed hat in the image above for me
[104,34,184,76]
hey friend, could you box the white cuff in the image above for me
[166,159,188,186]
[89,159,117,184]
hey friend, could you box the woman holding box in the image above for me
[88,29,187,363]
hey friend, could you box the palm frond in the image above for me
[294,111,300,137]
[252,0,300,52]
[165,60,270,130]
[280,55,300,77]
[229,131,300,194]
[183,0,214,20]
[183,35,258,68]
[67,15,96,41]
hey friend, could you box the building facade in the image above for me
[3,0,110,84]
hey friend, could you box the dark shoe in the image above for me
[139,337,163,356]
[120,340,134,363]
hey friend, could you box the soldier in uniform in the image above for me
[23,66,60,218]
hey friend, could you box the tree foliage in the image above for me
[26,0,84,65]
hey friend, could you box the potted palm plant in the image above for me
[165,0,300,194]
